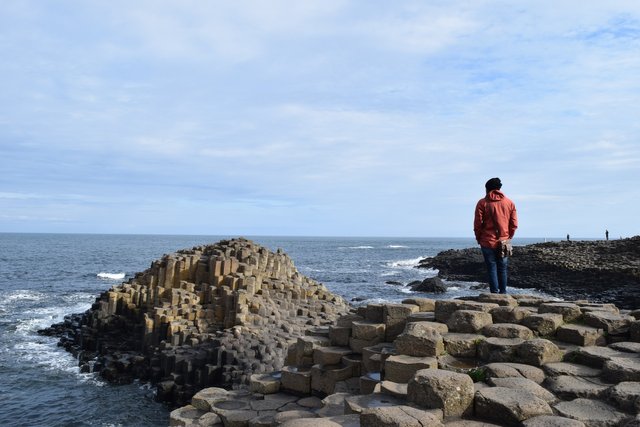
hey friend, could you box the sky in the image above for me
[1,1,639,238]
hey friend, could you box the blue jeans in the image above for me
[481,246,508,294]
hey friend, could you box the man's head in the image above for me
[485,177,502,192]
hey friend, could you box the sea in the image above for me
[0,233,553,427]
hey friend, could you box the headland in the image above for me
[419,237,640,309]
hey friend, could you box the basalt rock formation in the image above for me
[418,237,640,309]
[171,294,640,426]
[40,238,351,406]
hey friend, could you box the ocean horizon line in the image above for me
[0,231,606,240]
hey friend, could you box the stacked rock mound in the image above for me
[40,238,350,406]
[172,294,640,426]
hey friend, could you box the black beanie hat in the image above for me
[485,177,502,191]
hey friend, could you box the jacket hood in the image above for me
[486,190,505,201]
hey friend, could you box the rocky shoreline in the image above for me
[170,293,640,426]
[417,237,640,309]
[40,237,640,426]
[39,238,351,407]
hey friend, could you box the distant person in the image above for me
[567,234,570,241]
[474,177,518,294]
[606,229,609,241]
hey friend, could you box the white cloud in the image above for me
[1,1,640,236]
[111,0,347,62]
[356,9,477,54]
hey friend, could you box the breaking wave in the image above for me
[97,272,125,280]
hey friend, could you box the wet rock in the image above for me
[409,277,447,293]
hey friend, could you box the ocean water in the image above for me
[0,233,550,426]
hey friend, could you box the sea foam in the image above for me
[388,257,424,268]
[97,272,125,280]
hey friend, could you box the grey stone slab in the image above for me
[489,377,557,403]
[553,398,630,427]
[543,362,601,378]
[475,387,553,426]
[543,375,611,400]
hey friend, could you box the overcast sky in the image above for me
[1,1,639,238]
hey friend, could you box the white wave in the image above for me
[62,293,96,304]
[14,339,77,371]
[387,245,409,249]
[388,257,424,268]
[2,290,46,303]
[13,338,104,385]
[346,246,374,249]
[97,272,125,280]
[380,271,399,277]
[17,300,93,334]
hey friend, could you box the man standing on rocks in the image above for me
[474,177,518,294]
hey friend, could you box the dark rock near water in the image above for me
[409,277,447,293]
[385,281,403,286]
[418,237,640,309]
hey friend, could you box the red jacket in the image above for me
[474,190,518,249]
